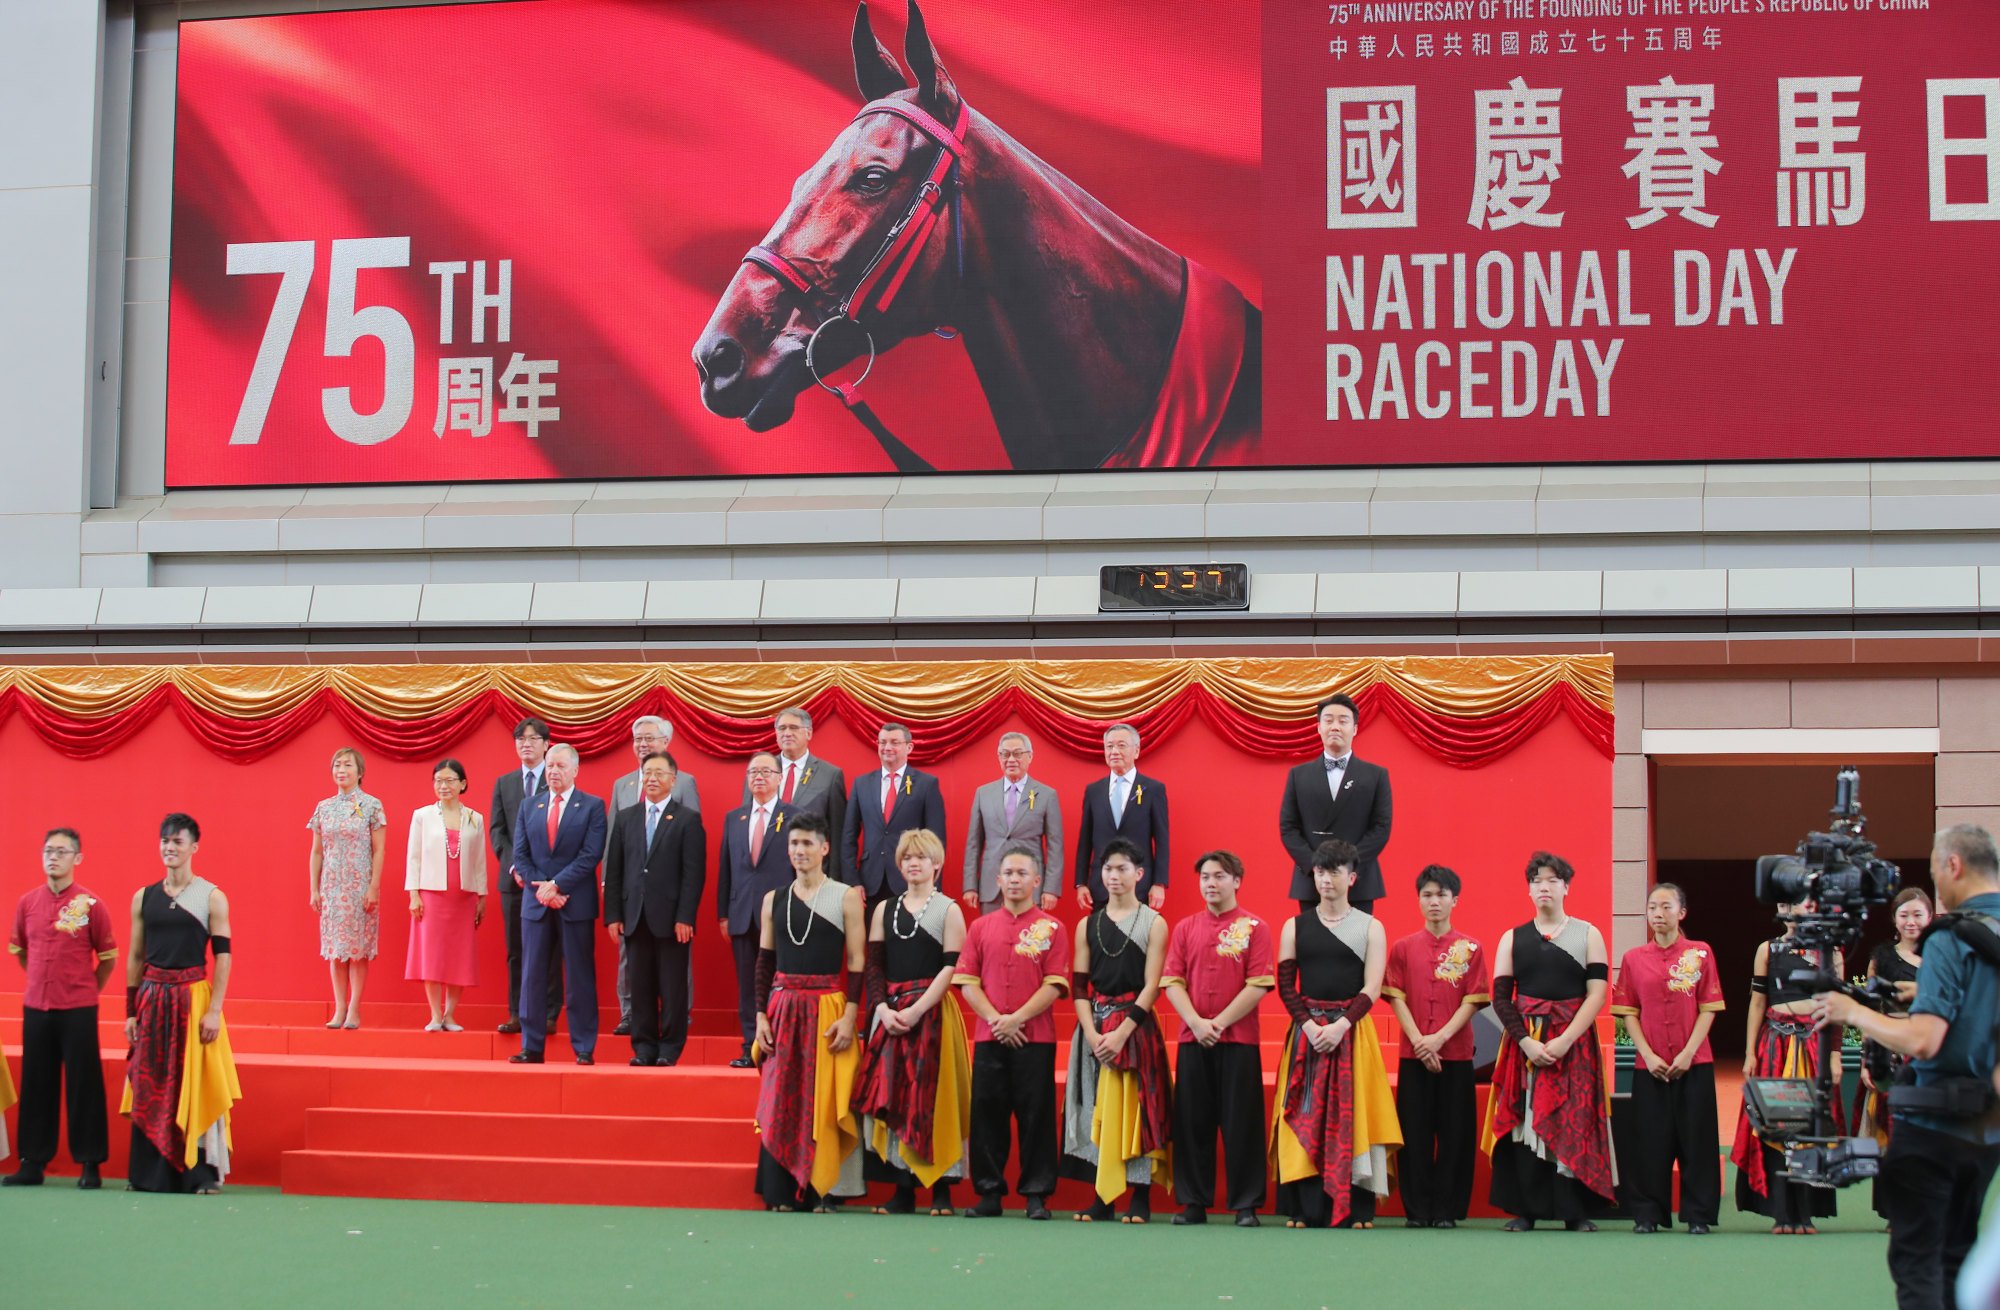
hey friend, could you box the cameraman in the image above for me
[1815,823,2000,1310]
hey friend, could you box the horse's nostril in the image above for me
[698,337,745,388]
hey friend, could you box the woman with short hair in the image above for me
[406,758,488,1031]
[307,746,386,1029]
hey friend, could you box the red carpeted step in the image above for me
[302,1107,756,1163]
[280,1149,764,1208]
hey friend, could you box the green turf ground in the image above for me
[0,1171,1898,1310]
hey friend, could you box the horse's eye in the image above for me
[853,167,892,196]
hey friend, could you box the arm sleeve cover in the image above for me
[941,950,960,969]
[1749,975,1770,994]
[1071,970,1091,1000]
[1276,959,1312,1025]
[210,936,231,956]
[126,986,139,1019]
[1346,994,1374,1023]
[864,941,887,1015]
[845,970,864,1004]
[1491,975,1529,1044]
[1584,962,1608,982]
[754,948,776,1014]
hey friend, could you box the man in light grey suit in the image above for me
[745,706,848,882]
[609,715,701,1036]
[961,731,1063,914]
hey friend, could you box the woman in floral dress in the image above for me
[308,747,387,1028]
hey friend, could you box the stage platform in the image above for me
[3,993,1711,1214]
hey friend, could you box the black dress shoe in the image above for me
[575,1053,596,1066]
[497,1020,522,1035]
[1171,1205,1208,1226]
[965,1194,1003,1218]
[1565,1219,1598,1233]
[612,1020,631,1036]
[1024,1197,1052,1221]
[509,1051,544,1064]
[1633,1221,1659,1234]
[1234,1210,1261,1228]
[729,1055,755,1069]
[1687,1223,1712,1236]
[1433,1219,1457,1230]
[656,1055,679,1068]
[629,1056,652,1067]
[2,1168,45,1187]
[1404,1218,1431,1229]
[77,1164,102,1191]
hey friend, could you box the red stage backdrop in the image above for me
[0,659,1609,1010]
[162,0,1999,486]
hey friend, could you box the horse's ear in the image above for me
[852,3,909,102]
[902,0,961,123]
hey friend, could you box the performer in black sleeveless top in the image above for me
[753,813,867,1211]
[1487,852,1615,1231]
[1061,839,1171,1222]
[123,813,240,1194]
[1732,902,1842,1232]
[854,830,971,1215]
[1273,840,1399,1229]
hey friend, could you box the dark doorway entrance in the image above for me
[1650,757,1935,1062]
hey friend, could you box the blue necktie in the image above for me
[645,804,660,846]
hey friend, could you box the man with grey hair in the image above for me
[610,715,701,1035]
[747,706,847,882]
[510,743,607,1064]
[963,732,1063,914]
[1072,723,1170,911]
[1817,823,2000,1310]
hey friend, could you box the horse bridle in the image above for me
[740,97,968,473]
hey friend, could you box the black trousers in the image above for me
[17,1006,108,1168]
[1490,1137,1603,1223]
[625,921,690,1063]
[1276,1177,1376,1227]
[730,931,759,1051]
[1879,1120,2000,1310]
[968,1041,1058,1198]
[1620,1063,1721,1226]
[1396,1057,1476,1223]
[500,884,562,1019]
[1172,1042,1266,1212]
[1735,1139,1837,1225]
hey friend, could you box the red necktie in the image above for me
[882,772,898,822]
[781,762,797,804]
[750,807,766,863]
[546,791,562,846]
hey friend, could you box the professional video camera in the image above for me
[1739,765,1902,1189]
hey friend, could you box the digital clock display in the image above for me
[1099,564,1251,612]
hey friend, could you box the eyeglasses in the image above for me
[998,749,1030,759]
[42,847,78,857]
[747,768,781,778]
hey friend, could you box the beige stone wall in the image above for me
[1611,672,2000,955]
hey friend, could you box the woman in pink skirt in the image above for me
[405,758,488,1030]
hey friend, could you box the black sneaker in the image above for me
[1,1168,45,1187]
[1633,1222,1659,1234]
[1687,1223,1712,1236]
[1171,1204,1208,1226]
[964,1194,1003,1218]
[77,1164,102,1191]
[1234,1210,1262,1228]
[1024,1197,1052,1221]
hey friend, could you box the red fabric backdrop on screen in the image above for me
[0,700,1608,1009]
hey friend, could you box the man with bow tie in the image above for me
[1279,695,1393,915]
[510,743,608,1065]
[844,723,946,907]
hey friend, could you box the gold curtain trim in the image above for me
[0,655,1611,724]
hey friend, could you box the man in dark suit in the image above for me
[1279,693,1393,914]
[604,751,705,1067]
[747,706,848,882]
[609,715,702,1038]
[1073,723,1170,911]
[844,721,946,904]
[488,716,561,1035]
[716,753,795,1067]
[510,743,609,1065]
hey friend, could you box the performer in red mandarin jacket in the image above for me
[1382,862,1490,1229]
[1161,850,1276,1227]
[1609,883,1725,1235]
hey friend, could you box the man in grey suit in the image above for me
[608,715,700,1036]
[961,731,1063,914]
[744,706,847,882]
